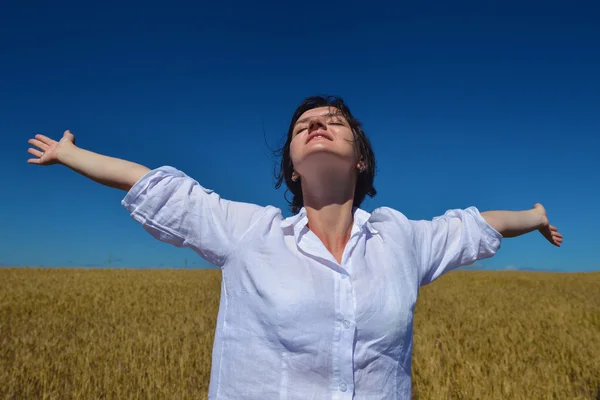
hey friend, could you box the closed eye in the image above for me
[327,118,347,126]
[294,128,306,136]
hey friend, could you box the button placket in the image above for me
[337,250,356,396]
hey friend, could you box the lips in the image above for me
[306,131,333,144]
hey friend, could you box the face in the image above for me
[289,106,360,180]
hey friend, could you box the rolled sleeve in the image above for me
[121,166,268,267]
[412,206,503,286]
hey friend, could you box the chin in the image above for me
[295,150,355,173]
[303,147,344,160]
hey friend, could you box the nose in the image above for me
[308,117,326,133]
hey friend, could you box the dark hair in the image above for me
[274,95,377,214]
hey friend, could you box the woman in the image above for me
[27,96,562,399]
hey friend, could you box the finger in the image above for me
[550,235,560,244]
[545,232,560,245]
[28,148,44,158]
[550,225,558,232]
[35,134,56,145]
[28,138,49,151]
[27,158,41,164]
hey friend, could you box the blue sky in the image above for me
[2,1,599,271]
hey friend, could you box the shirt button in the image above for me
[339,382,347,392]
[343,320,351,329]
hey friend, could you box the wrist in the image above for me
[531,205,548,230]
[56,142,79,165]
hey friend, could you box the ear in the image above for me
[356,157,366,173]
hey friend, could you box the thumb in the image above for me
[63,130,76,144]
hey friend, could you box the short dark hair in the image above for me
[274,95,377,214]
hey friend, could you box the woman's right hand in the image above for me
[27,130,76,166]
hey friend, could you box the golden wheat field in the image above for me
[0,267,599,400]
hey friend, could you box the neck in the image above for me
[300,174,356,263]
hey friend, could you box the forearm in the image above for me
[57,144,151,191]
[481,208,545,238]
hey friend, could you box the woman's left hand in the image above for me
[534,203,563,247]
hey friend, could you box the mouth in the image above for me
[306,131,333,144]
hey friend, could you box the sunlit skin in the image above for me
[27,130,150,192]
[481,204,563,247]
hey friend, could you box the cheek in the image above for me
[337,129,358,153]
[340,128,355,142]
[289,137,301,162]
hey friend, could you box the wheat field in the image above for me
[1,267,598,399]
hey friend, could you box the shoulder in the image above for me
[369,205,485,224]
[125,164,284,220]
[368,206,415,237]
[366,205,471,237]
[370,206,410,223]
[369,205,498,240]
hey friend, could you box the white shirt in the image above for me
[121,166,503,400]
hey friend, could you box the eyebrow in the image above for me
[294,112,345,126]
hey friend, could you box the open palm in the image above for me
[27,130,75,166]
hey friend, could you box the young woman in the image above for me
[27,96,562,399]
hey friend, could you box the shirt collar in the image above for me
[280,206,379,235]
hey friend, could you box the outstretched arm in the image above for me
[28,130,150,191]
[481,203,563,247]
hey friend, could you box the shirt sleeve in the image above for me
[411,206,503,286]
[121,166,269,267]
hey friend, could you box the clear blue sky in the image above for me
[2,1,599,271]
